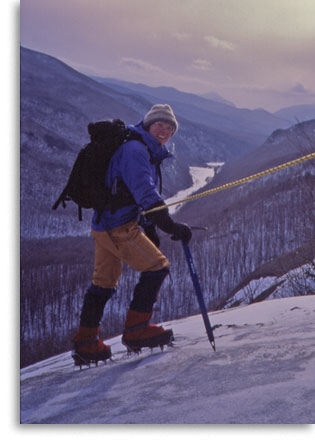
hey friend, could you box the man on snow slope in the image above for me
[73,104,192,363]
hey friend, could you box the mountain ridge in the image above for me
[93,75,291,148]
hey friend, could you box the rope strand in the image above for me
[142,152,315,216]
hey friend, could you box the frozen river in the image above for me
[166,162,224,214]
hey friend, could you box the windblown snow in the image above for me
[20,295,315,424]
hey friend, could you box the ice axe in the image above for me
[181,238,216,352]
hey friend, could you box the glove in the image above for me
[144,224,160,248]
[145,201,192,244]
[170,223,192,244]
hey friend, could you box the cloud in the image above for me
[114,55,215,93]
[189,59,213,72]
[204,35,236,51]
[120,57,163,74]
[172,32,190,41]
[289,82,311,94]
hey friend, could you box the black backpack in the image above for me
[52,119,137,221]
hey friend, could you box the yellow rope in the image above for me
[142,152,315,215]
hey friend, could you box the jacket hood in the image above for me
[127,122,173,164]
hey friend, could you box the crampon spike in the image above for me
[72,351,110,369]
[123,340,141,356]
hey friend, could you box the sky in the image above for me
[20,0,315,111]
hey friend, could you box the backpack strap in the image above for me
[157,162,162,195]
[127,132,163,195]
[143,145,163,195]
[52,187,69,210]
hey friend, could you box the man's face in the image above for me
[148,121,174,144]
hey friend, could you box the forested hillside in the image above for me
[175,119,315,309]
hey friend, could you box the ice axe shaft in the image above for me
[181,241,216,351]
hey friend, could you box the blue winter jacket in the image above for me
[91,122,172,231]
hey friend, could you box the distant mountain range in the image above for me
[93,77,315,132]
[200,91,236,107]
[274,103,315,122]
[92,76,292,149]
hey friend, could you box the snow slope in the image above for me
[20,296,315,424]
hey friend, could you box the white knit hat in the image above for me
[142,104,178,133]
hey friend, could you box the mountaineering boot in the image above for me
[72,326,112,366]
[122,310,174,352]
[72,285,114,366]
[121,268,172,352]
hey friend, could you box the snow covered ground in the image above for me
[166,163,224,214]
[20,295,315,425]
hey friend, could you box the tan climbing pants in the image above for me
[91,220,169,288]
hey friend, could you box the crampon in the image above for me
[122,329,174,355]
[71,348,112,369]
